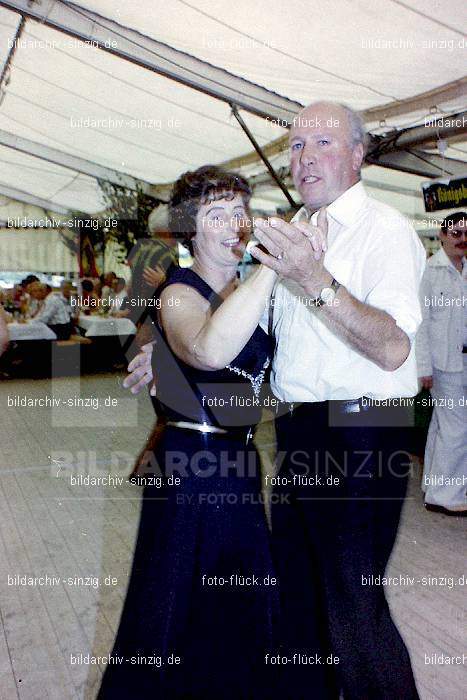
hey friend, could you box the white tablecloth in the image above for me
[78,315,137,337]
[8,321,57,341]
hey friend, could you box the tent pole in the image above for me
[0,15,25,101]
[230,105,297,209]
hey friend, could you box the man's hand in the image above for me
[420,375,433,390]
[250,208,331,296]
[123,342,156,395]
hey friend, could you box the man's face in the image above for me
[289,103,364,210]
[28,282,42,300]
[439,218,466,258]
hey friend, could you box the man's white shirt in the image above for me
[416,246,466,376]
[34,293,71,325]
[266,181,426,402]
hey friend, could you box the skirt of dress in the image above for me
[98,427,279,700]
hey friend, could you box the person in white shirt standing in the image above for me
[417,212,467,515]
[251,101,425,699]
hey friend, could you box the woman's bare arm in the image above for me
[160,266,276,370]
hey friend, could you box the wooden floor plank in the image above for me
[1,375,465,698]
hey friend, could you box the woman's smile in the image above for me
[221,236,241,248]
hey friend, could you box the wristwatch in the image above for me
[311,278,341,307]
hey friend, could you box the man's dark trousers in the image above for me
[272,400,420,700]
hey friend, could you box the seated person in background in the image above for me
[417,212,467,515]
[12,284,23,304]
[0,306,9,355]
[59,280,79,327]
[22,275,40,317]
[100,272,117,301]
[108,277,128,316]
[28,282,72,340]
[23,274,40,286]
[79,279,99,314]
[95,274,104,299]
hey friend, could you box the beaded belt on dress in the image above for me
[166,420,253,443]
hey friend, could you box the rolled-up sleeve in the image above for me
[364,215,426,343]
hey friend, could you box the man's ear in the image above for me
[352,143,364,172]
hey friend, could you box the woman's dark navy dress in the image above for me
[98,268,279,699]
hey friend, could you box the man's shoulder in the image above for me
[426,247,447,267]
[363,193,413,231]
[423,249,457,282]
[362,194,425,255]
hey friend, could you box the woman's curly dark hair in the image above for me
[169,165,251,253]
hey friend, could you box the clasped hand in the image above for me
[250,207,330,294]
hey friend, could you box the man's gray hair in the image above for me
[339,103,368,153]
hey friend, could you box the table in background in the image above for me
[7,321,57,341]
[77,314,137,371]
[1,322,56,377]
[77,315,136,337]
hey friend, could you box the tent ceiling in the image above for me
[0,0,465,215]
[73,0,466,106]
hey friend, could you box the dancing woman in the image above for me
[99,166,282,699]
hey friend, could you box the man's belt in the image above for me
[277,398,370,415]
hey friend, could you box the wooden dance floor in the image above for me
[0,376,465,699]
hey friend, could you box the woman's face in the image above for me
[194,192,250,266]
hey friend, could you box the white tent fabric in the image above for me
[0,0,465,272]
[73,0,466,108]
[0,227,78,272]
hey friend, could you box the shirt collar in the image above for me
[431,246,465,275]
[326,180,367,226]
[432,246,456,268]
[299,180,367,227]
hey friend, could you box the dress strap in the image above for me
[156,266,221,306]
[147,265,223,429]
